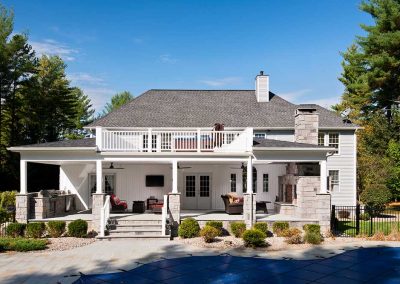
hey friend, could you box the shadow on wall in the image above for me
[27,163,59,192]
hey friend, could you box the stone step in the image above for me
[111,225,162,231]
[108,230,162,236]
[111,219,162,226]
[97,234,170,241]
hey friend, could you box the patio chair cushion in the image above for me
[110,194,128,209]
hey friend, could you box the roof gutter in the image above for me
[253,147,336,151]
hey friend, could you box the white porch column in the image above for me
[172,160,178,193]
[148,128,152,152]
[20,160,27,194]
[96,126,103,151]
[319,160,327,193]
[96,160,103,194]
[247,156,253,193]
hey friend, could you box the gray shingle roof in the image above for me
[88,89,356,129]
[253,138,332,149]
[15,138,96,148]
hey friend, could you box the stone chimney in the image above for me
[294,107,319,145]
[255,71,269,102]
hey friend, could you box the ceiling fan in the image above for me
[230,163,246,170]
[103,162,124,170]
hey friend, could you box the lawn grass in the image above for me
[337,220,400,236]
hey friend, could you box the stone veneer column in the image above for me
[168,193,181,236]
[294,107,319,145]
[243,193,256,229]
[316,193,331,235]
[15,194,30,223]
[92,193,105,232]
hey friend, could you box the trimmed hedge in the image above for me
[205,221,223,236]
[304,232,323,245]
[242,229,266,247]
[272,222,289,236]
[360,213,371,221]
[253,222,269,236]
[230,222,246,238]
[178,218,200,238]
[26,222,46,238]
[6,223,26,238]
[283,228,303,244]
[67,219,88,238]
[47,221,66,238]
[200,225,219,243]
[0,238,47,252]
[303,224,321,235]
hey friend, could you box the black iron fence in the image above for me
[0,207,16,237]
[331,205,400,237]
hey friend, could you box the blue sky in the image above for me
[4,0,371,112]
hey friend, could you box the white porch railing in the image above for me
[161,195,168,236]
[99,128,253,153]
[99,195,110,237]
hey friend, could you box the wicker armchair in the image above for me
[221,194,243,215]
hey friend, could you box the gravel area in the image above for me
[44,237,96,252]
[177,236,365,251]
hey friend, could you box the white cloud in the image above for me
[68,73,105,85]
[81,87,115,112]
[30,39,78,61]
[279,89,312,102]
[302,96,340,109]
[199,77,242,87]
[159,54,177,64]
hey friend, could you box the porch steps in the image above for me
[97,216,170,240]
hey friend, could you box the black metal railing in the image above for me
[0,207,16,237]
[331,205,400,237]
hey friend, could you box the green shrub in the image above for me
[67,219,88,238]
[304,232,323,245]
[338,210,350,219]
[0,191,16,209]
[178,218,200,238]
[6,223,26,237]
[230,221,246,238]
[205,221,223,236]
[26,223,45,238]
[303,224,321,235]
[360,186,391,216]
[47,221,66,237]
[200,225,219,243]
[284,228,303,244]
[0,238,47,252]
[242,229,266,247]
[272,222,289,236]
[360,212,371,221]
[253,222,269,235]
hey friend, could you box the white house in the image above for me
[9,71,359,238]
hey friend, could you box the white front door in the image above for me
[183,174,212,210]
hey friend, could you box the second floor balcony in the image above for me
[95,128,253,153]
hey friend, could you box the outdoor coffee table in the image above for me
[256,201,271,213]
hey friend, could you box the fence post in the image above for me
[370,213,373,237]
[330,205,336,233]
[355,204,360,235]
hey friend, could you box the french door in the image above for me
[183,174,212,210]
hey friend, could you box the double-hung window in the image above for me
[263,174,269,192]
[328,133,339,154]
[318,133,325,146]
[230,173,237,192]
[328,170,339,192]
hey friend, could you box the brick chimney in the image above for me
[255,71,269,102]
[294,107,319,145]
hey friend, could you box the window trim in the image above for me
[230,173,237,192]
[328,169,340,193]
[254,133,266,139]
[262,173,269,192]
[328,132,340,155]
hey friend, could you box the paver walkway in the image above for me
[0,240,399,284]
[75,247,400,283]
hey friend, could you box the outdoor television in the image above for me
[146,175,164,187]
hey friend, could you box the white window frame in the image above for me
[230,173,237,192]
[89,173,116,195]
[318,132,325,146]
[254,133,266,139]
[328,133,340,155]
[263,173,269,192]
[328,170,340,192]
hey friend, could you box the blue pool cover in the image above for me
[73,246,400,283]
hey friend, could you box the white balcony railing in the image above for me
[97,128,253,153]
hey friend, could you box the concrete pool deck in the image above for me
[0,239,399,284]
